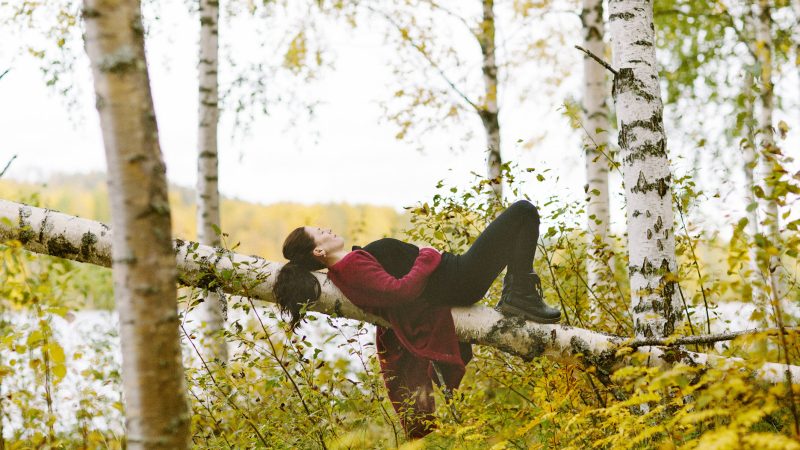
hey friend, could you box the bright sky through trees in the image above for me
[0,1,797,228]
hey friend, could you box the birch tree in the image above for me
[195,0,228,363]
[82,0,189,447]
[580,0,613,298]
[478,0,502,197]
[753,0,787,301]
[609,0,681,338]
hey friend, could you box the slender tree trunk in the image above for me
[196,0,227,363]
[609,0,681,338]
[1,199,798,384]
[754,0,787,301]
[742,70,762,301]
[478,0,502,198]
[581,0,613,300]
[82,1,189,448]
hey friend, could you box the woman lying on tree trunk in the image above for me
[272,199,560,438]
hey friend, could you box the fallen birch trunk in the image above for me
[1,199,797,384]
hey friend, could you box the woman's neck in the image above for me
[324,249,351,268]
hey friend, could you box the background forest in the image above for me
[1,0,799,449]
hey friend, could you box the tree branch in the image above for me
[1,199,798,385]
[627,327,799,348]
[0,155,17,178]
[574,45,618,76]
[366,4,481,112]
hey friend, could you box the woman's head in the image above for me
[273,226,341,330]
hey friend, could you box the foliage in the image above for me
[361,0,576,152]
[2,159,799,446]
[0,235,123,447]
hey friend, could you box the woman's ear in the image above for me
[312,247,324,258]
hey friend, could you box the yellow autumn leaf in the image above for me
[46,342,66,364]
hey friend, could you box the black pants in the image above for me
[423,200,540,306]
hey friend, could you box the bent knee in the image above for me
[511,199,539,222]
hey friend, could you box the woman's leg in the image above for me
[445,200,540,304]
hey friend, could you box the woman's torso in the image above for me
[356,238,456,304]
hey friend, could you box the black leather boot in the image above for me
[495,273,561,324]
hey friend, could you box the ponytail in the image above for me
[273,227,326,331]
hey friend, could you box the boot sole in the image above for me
[497,303,561,324]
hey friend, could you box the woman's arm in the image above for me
[338,248,441,307]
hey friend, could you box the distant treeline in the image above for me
[0,172,414,261]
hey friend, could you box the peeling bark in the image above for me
[82,0,189,447]
[609,1,681,339]
[581,0,613,300]
[195,0,227,363]
[1,199,797,385]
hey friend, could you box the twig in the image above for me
[675,202,712,334]
[625,327,799,348]
[574,45,618,76]
[367,4,480,112]
[243,296,329,450]
[0,69,8,80]
[0,154,17,178]
[181,324,270,446]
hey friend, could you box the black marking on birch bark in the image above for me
[631,171,671,198]
[194,267,218,290]
[579,0,604,37]
[47,234,79,258]
[632,210,641,218]
[80,232,98,261]
[37,213,48,242]
[653,216,664,233]
[632,40,652,47]
[17,207,34,244]
[333,299,343,318]
[570,336,617,384]
[82,7,100,19]
[99,49,138,74]
[609,12,634,21]
[485,316,548,361]
[613,68,656,102]
[622,138,667,165]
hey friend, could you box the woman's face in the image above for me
[305,226,344,256]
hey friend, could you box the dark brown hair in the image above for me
[273,227,326,331]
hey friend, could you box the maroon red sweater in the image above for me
[327,241,472,438]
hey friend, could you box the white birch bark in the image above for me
[1,199,797,385]
[81,1,189,448]
[609,1,681,338]
[754,0,788,302]
[478,0,503,198]
[581,0,613,299]
[195,0,227,363]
